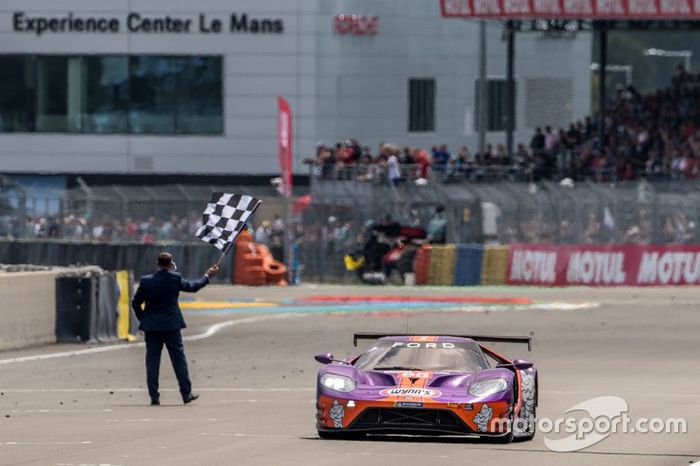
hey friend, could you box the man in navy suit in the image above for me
[132,252,219,405]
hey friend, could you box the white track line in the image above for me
[0,313,301,366]
[0,302,599,366]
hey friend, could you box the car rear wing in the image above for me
[353,332,532,351]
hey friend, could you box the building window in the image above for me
[408,78,435,132]
[474,79,516,132]
[0,54,222,135]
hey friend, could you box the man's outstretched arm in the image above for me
[179,265,219,293]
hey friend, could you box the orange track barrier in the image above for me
[232,230,287,286]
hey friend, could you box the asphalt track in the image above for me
[1,284,699,466]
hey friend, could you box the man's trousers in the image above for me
[144,330,192,401]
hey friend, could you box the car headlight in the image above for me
[469,378,508,397]
[320,373,357,392]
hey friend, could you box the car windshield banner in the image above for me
[507,244,700,286]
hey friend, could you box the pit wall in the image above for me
[415,244,700,287]
[0,270,58,351]
[0,268,134,352]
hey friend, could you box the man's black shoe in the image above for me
[150,399,160,406]
[183,393,199,404]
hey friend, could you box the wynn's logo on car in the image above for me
[380,388,442,398]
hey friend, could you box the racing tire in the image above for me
[492,418,514,444]
[492,391,516,444]
[317,430,366,440]
[514,374,537,442]
[514,406,536,442]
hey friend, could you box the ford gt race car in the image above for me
[315,333,537,441]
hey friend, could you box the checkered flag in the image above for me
[195,193,261,253]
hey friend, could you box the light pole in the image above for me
[590,63,633,86]
[643,48,692,71]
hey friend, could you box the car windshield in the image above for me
[354,339,489,372]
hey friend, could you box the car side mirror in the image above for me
[512,358,534,370]
[314,353,335,364]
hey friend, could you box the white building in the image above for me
[0,0,591,178]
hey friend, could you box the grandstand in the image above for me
[306,68,700,184]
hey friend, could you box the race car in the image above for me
[315,333,537,441]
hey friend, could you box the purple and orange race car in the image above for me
[315,333,537,441]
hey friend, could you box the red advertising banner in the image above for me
[507,243,700,286]
[440,0,700,19]
[277,96,293,198]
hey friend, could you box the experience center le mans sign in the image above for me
[12,11,284,35]
[440,0,700,18]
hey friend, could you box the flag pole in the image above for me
[214,251,227,268]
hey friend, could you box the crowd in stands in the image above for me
[306,65,700,184]
[6,212,308,247]
[498,208,697,245]
[4,65,700,248]
[7,202,698,247]
[4,213,204,243]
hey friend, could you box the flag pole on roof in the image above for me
[195,192,262,266]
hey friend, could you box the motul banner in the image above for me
[440,0,700,19]
[507,244,700,286]
[277,96,293,198]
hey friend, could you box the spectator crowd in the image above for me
[3,65,700,248]
[306,64,700,184]
[1,212,205,243]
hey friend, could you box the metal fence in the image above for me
[5,182,285,242]
[3,176,700,283]
[297,178,700,281]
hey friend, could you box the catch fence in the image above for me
[2,176,700,283]
[297,178,700,282]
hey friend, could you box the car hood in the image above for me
[318,365,514,403]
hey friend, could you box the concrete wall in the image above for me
[0,270,57,351]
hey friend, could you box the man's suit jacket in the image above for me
[131,269,209,332]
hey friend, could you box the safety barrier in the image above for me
[417,244,508,286]
[56,272,115,343]
[416,243,700,287]
[116,270,138,341]
[428,245,457,285]
[453,244,483,286]
[0,266,128,351]
[507,243,700,286]
[232,230,288,286]
[480,245,510,285]
[414,245,431,285]
[413,244,509,286]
